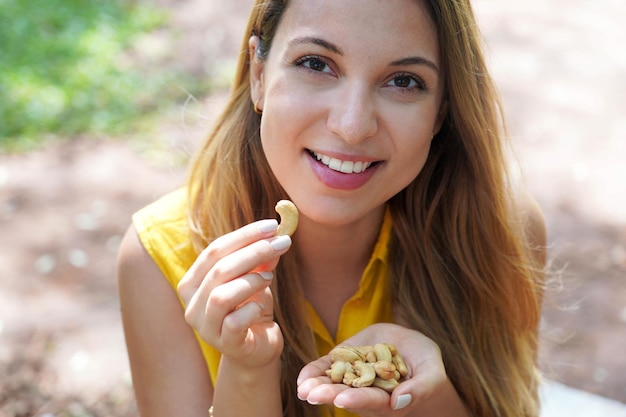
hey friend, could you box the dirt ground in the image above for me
[1,0,625,415]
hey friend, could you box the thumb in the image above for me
[390,357,446,410]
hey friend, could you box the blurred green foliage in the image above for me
[0,0,192,150]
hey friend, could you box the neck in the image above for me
[294,207,385,286]
[292,206,386,337]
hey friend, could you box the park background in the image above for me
[1,0,625,415]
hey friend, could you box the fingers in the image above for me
[219,288,275,349]
[177,219,287,305]
[299,379,389,413]
[297,324,450,413]
[178,219,278,299]
[193,272,273,341]
[175,218,292,365]
[203,234,290,289]
[297,356,332,386]
[298,361,443,413]
[186,234,288,310]
[333,386,390,411]
[297,355,389,410]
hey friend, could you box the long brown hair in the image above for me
[388,1,543,416]
[186,1,543,416]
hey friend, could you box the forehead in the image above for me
[273,0,439,62]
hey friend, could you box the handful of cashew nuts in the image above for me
[275,200,299,236]
[324,343,409,393]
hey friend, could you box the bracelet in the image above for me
[208,406,214,416]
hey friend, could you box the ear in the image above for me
[433,99,449,136]
[249,36,265,109]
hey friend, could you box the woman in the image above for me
[117,0,547,416]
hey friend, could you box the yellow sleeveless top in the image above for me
[133,188,394,417]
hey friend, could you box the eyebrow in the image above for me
[288,36,439,74]
[390,56,439,74]
[288,36,343,55]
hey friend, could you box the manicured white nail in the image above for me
[333,399,346,409]
[394,394,412,410]
[270,235,291,251]
[258,271,273,280]
[258,219,278,233]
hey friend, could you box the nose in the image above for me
[326,82,378,144]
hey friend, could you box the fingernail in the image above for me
[258,271,273,280]
[258,219,278,233]
[270,235,291,251]
[393,394,412,410]
[333,399,346,409]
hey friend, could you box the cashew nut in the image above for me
[330,346,366,363]
[351,361,376,388]
[373,343,393,363]
[373,360,397,380]
[327,360,349,383]
[372,377,399,393]
[384,342,398,356]
[343,370,359,386]
[323,343,407,393]
[365,349,378,364]
[392,351,409,377]
[275,200,299,236]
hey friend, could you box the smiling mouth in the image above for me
[309,150,379,174]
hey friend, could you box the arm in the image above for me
[119,221,290,417]
[175,220,291,417]
[117,225,212,416]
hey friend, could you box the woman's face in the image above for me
[250,0,445,227]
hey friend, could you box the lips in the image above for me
[310,150,376,174]
[307,150,381,190]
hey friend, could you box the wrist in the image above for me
[218,354,282,387]
[212,356,283,417]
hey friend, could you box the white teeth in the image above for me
[313,152,372,174]
[329,158,342,171]
[340,161,354,174]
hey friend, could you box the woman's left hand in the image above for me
[296,323,461,416]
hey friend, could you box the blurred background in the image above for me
[0,0,624,415]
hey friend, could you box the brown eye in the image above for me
[386,73,427,93]
[303,57,329,72]
[308,58,327,72]
[393,76,413,88]
[294,55,333,75]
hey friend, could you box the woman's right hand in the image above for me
[177,219,292,369]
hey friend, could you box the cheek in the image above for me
[259,79,318,170]
[258,101,305,187]
[259,120,284,179]
[401,139,432,184]
[390,122,435,186]
[259,81,299,151]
